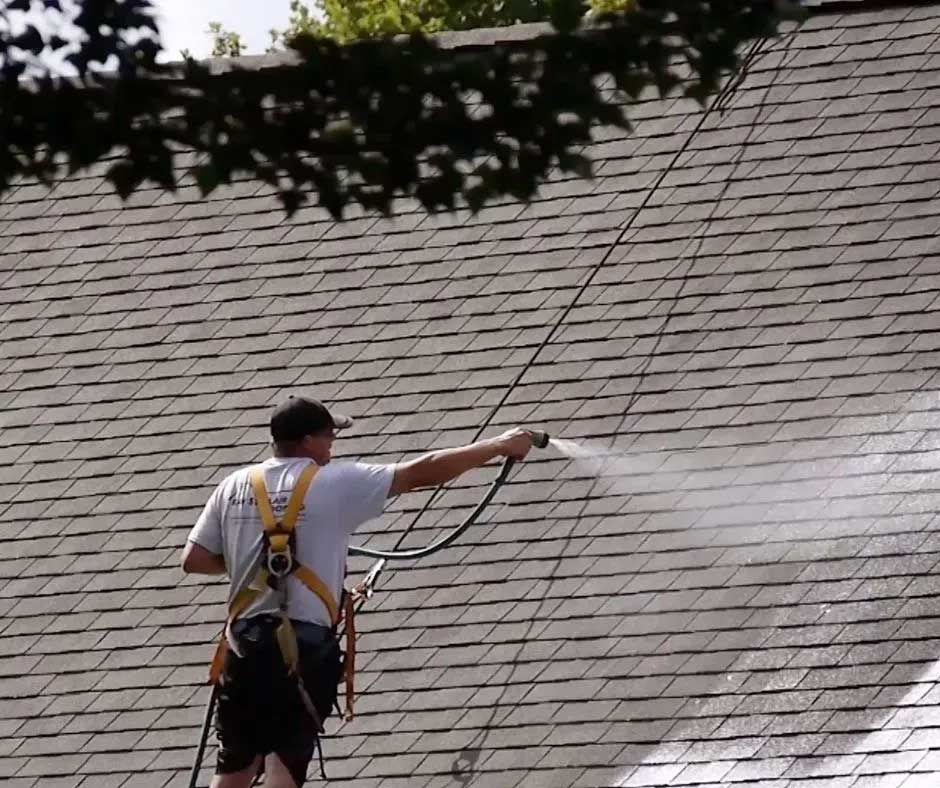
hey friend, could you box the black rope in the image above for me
[338,45,795,696]
[365,41,770,566]
[442,31,796,782]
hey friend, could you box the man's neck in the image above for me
[272,453,318,462]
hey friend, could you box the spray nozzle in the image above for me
[527,430,550,449]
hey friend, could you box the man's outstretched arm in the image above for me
[389,428,533,497]
[181,541,227,575]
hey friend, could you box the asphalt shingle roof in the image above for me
[2,3,940,787]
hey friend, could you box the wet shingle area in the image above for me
[2,3,940,787]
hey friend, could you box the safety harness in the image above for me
[207,463,358,724]
[190,452,523,788]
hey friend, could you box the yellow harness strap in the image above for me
[208,462,357,719]
[208,569,270,685]
[295,565,340,625]
[209,463,322,682]
[250,463,319,562]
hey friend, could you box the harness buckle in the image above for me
[268,550,293,577]
[265,527,294,578]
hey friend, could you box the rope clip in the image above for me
[361,559,386,600]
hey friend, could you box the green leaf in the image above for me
[192,164,221,196]
[11,26,44,56]
[557,151,593,179]
[549,0,587,33]
[280,189,306,216]
[107,161,139,200]
[0,0,784,220]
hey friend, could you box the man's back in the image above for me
[179,394,534,787]
[188,457,394,628]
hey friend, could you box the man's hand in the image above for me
[493,428,534,461]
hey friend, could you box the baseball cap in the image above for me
[269,396,353,442]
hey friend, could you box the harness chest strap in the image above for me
[208,464,319,683]
[208,463,358,719]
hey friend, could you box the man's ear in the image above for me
[300,434,320,460]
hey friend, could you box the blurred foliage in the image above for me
[207,22,246,58]
[0,0,798,219]
[211,1,631,54]
[276,0,631,44]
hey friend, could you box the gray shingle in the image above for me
[0,8,939,788]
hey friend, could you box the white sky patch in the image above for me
[149,0,292,60]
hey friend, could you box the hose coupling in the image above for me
[527,430,550,449]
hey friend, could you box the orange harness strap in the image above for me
[340,592,357,720]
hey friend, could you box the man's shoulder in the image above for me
[322,459,392,474]
[318,460,393,486]
[212,463,261,496]
[317,460,358,484]
[226,463,257,484]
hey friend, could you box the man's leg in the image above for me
[209,755,262,788]
[263,752,304,788]
[213,620,274,788]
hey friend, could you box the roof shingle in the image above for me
[2,4,940,787]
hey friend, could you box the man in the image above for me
[181,395,534,788]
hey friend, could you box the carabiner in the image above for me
[267,549,293,577]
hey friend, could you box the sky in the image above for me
[149,0,293,60]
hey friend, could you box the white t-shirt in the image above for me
[187,457,394,629]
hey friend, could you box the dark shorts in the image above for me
[214,615,343,787]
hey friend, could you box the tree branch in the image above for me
[0,0,801,219]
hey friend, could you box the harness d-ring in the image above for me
[265,528,295,577]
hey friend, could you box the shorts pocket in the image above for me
[300,638,343,722]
